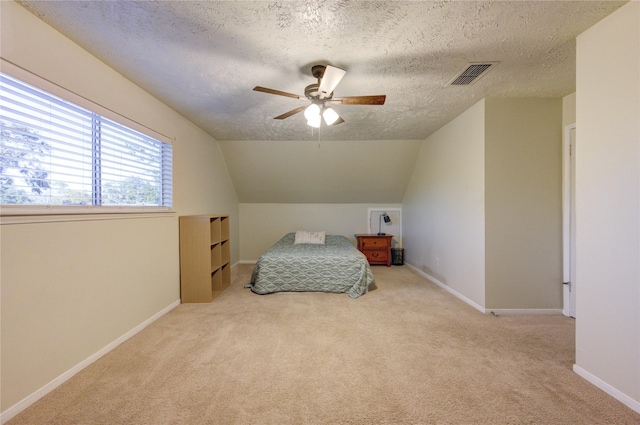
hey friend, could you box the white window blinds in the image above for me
[0,72,172,207]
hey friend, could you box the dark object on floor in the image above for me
[391,247,404,265]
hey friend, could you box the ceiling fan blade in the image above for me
[253,86,302,99]
[331,116,345,126]
[318,65,346,99]
[331,95,386,105]
[274,105,307,120]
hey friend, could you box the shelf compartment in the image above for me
[211,268,223,292]
[211,242,222,271]
[220,216,230,241]
[221,240,230,265]
[221,263,231,290]
[210,217,221,243]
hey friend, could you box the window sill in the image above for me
[0,206,176,225]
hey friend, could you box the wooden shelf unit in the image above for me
[179,215,231,303]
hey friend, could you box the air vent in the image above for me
[448,62,497,86]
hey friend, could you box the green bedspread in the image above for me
[250,233,374,298]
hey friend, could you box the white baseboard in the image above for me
[405,263,485,313]
[1,299,181,424]
[488,308,563,315]
[573,364,640,414]
[405,263,562,316]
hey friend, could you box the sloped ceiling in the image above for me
[218,139,423,203]
[14,1,627,203]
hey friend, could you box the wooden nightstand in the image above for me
[355,234,393,267]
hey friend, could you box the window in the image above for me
[0,72,172,210]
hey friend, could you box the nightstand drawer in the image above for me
[363,250,389,264]
[360,238,388,249]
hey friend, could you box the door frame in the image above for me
[562,123,576,317]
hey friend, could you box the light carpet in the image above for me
[9,264,640,424]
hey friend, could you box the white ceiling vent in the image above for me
[448,62,498,86]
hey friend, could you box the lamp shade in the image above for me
[304,103,320,121]
[322,107,340,125]
[307,114,321,128]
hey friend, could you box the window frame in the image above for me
[0,59,174,223]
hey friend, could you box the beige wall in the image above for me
[1,1,238,413]
[1,218,178,409]
[403,97,563,312]
[403,100,487,308]
[239,203,401,260]
[563,92,576,126]
[484,98,563,309]
[575,0,640,407]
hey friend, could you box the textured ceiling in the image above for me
[17,0,626,142]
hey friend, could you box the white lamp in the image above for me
[322,107,340,126]
[304,103,320,121]
[307,114,321,128]
[304,104,321,128]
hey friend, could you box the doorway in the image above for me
[562,124,576,317]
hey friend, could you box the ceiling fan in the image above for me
[253,64,386,128]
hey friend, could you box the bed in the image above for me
[249,232,374,298]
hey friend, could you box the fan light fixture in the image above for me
[304,103,340,128]
[253,64,387,128]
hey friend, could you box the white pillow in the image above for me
[294,230,326,245]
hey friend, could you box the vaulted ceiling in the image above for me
[14,1,627,204]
